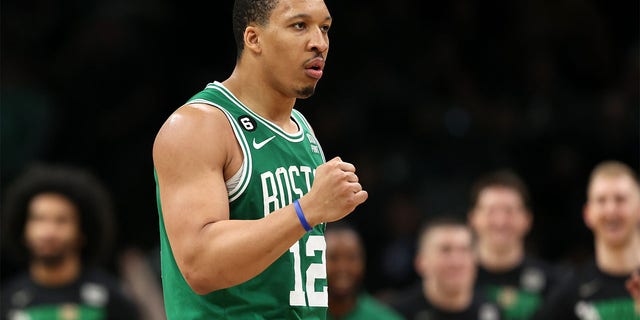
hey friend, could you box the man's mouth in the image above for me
[304,58,325,79]
[603,220,623,232]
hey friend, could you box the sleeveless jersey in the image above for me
[156,81,328,319]
[535,259,640,320]
[475,256,564,320]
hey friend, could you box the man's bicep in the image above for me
[153,107,233,264]
[157,150,230,244]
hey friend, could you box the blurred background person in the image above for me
[390,215,502,320]
[468,169,564,319]
[535,160,640,319]
[326,221,403,320]
[1,163,141,320]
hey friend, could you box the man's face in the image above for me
[469,187,531,250]
[416,226,476,295]
[257,0,331,98]
[24,193,82,265]
[326,230,364,298]
[585,175,640,248]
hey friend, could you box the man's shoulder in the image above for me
[386,282,426,315]
[153,102,231,156]
[79,267,139,299]
[356,293,404,320]
[1,272,32,296]
[186,82,240,110]
[521,256,574,289]
[80,267,141,315]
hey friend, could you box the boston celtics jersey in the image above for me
[156,81,328,319]
[1,268,140,320]
[536,259,640,320]
[475,256,564,320]
[390,283,502,320]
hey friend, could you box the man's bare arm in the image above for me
[153,104,367,294]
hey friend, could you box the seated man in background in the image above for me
[468,169,563,320]
[1,163,141,320]
[326,221,403,320]
[390,215,501,320]
[535,160,640,319]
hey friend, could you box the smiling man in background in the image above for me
[536,160,640,319]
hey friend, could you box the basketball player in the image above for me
[152,0,368,318]
[535,161,640,319]
[468,170,563,320]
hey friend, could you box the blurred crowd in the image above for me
[1,0,638,319]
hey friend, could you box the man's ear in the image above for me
[414,253,425,277]
[244,25,261,54]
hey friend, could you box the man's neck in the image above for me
[423,280,472,312]
[328,293,357,318]
[223,69,297,130]
[30,255,81,287]
[477,241,524,272]
[595,233,640,275]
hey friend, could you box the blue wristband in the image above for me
[293,199,312,232]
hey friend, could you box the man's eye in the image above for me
[321,25,331,33]
[292,22,305,30]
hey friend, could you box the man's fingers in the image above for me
[346,172,359,183]
[338,161,356,173]
[354,190,368,204]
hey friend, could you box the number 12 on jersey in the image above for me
[288,235,328,307]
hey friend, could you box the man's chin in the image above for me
[32,254,66,266]
[328,287,353,299]
[601,233,633,248]
[296,86,316,99]
[488,236,518,248]
[440,284,469,296]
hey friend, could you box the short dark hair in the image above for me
[2,163,116,266]
[417,214,472,251]
[325,220,365,258]
[232,0,279,58]
[326,220,362,239]
[469,169,532,212]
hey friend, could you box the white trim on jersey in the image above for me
[206,82,305,143]
[291,109,327,164]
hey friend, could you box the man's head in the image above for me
[415,216,476,296]
[232,0,331,98]
[233,0,280,57]
[584,160,640,248]
[3,164,115,267]
[325,222,365,299]
[24,192,83,266]
[468,169,532,252]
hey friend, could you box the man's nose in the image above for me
[308,27,328,53]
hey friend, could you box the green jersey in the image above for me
[327,293,404,320]
[156,81,328,319]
